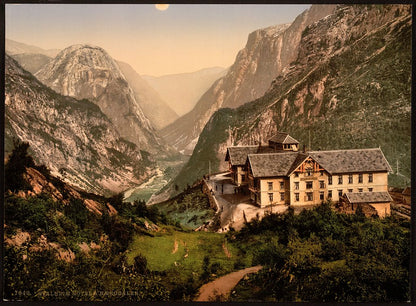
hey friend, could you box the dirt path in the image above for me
[222,242,231,258]
[171,239,178,254]
[195,265,263,301]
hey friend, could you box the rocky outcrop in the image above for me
[35,44,165,153]
[160,5,337,154]
[5,55,156,195]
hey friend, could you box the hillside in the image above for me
[160,5,337,154]
[4,144,173,301]
[9,53,52,74]
[117,61,179,129]
[143,67,227,116]
[171,4,411,191]
[5,55,156,195]
[6,38,60,57]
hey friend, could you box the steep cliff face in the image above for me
[160,5,337,154]
[35,44,165,153]
[117,61,178,130]
[171,4,411,190]
[5,55,156,196]
[143,67,227,116]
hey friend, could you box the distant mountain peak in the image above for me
[35,44,166,153]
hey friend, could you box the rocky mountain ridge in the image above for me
[143,67,227,116]
[117,61,179,130]
[5,55,156,195]
[6,38,60,57]
[160,5,337,154]
[9,53,52,75]
[170,4,411,191]
[35,44,165,154]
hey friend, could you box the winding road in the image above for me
[195,265,263,301]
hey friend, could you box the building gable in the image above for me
[286,154,328,176]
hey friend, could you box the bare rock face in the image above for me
[35,44,164,153]
[5,55,156,195]
[160,5,337,154]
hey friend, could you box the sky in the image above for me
[6,4,311,76]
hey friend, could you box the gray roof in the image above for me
[345,192,392,204]
[225,146,259,165]
[248,152,299,178]
[269,132,299,144]
[308,148,392,174]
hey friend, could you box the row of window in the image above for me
[268,192,285,202]
[294,171,324,177]
[328,173,373,185]
[293,187,375,202]
[267,181,285,191]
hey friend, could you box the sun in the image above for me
[155,4,169,11]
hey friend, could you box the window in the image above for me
[319,181,325,189]
[348,189,353,193]
[307,171,312,176]
[358,188,363,192]
[306,181,313,189]
[241,175,245,182]
[328,190,332,198]
[368,188,373,192]
[294,182,299,190]
[280,192,285,201]
[358,173,363,183]
[338,175,343,184]
[295,172,299,177]
[307,192,313,201]
[320,192,324,201]
[320,171,324,176]
[338,190,343,197]
[368,173,373,183]
[268,193,273,202]
[295,193,299,201]
[348,174,353,184]
[280,181,284,189]
[328,176,333,185]
[268,182,273,191]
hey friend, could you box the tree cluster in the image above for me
[229,202,410,302]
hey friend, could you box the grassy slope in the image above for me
[152,185,214,229]
[126,228,251,296]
